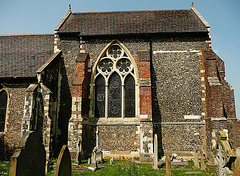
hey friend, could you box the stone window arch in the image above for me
[0,90,8,132]
[93,42,138,118]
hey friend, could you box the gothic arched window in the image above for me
[124,75,135,117]
[94,43,136,118]
[95,75,105,117]
[108,72,122,117]
[0,90,7,132]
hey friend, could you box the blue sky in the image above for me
[0,0,239,119]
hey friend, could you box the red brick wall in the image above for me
[207,86,223,117]
[202,49,236,119]
[202,49,238,150]
[228,119,240,149]
[216,58,236,118]
[72,53,89,98]
[138,61,151,78]
[140,87,152,116]
[136,50,152,118]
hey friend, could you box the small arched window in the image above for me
[124,74,135,117]
[0,90,7,132]
[95,75,105,117]
[108,72,122,117]
[94,43,136,118]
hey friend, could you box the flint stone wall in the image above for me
[98,125,140,152]
[152,52,203,122]
[161,124,203,151]
[4,84,28,149]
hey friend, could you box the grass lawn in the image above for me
[0,161,10,175]
[0,159,217,176]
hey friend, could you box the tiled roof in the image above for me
[57,9,208,35]
[0,33,54,78]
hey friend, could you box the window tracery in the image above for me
[94,43,136,118]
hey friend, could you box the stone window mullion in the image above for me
[122,83,125,119]
[105,84,108,118]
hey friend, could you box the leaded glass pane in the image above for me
[95,75,105,117]
[0,91,7,132]
[108,73,122,117]
[125,75,135,117]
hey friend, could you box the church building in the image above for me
[0,6,239,161]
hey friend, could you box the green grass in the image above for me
[0,161,10,175]
[0,160,217,176]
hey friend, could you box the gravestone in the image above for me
[91,147,103,163]
[166,154,171,176]
[9,131,46,176]
[88,158,91,165]
[54,145,72,176]
[153,134,158,169]
[200,150,206,170]
[194,145,200,169]
[110,157,113,165]
[132,157,135,163]
[87,148,98,172]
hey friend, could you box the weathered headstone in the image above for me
[90,147,97,169]
[153,134,158,169]
[166,154,171,176]
[132,157,135,163]
[54,145,72,176]
[88,158,91,165]
[110,157,113,165]
[200,150,206,170]
[194,145,200,169]
[91,147,103,163]
[76,139,82,164]
[9,131,46,176]
[95,148,103,163]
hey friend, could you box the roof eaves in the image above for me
[55,10,72,31]
[0,33,54,37]
[25,83,38,92]
[76,31,209,37]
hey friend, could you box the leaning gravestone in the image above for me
[9,131,46,176]
[54,145,72,176]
